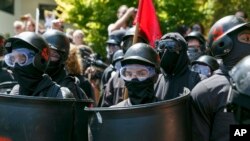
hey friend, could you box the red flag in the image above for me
[133,0,162,48]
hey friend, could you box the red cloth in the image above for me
[133,0,162,48]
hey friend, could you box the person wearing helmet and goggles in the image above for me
[111,43,160,107]
[191,15,250,141]
[154,32,205,100]
[4,31,73,98]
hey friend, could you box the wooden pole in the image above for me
[35,8,40,34]
[132,22,140,45]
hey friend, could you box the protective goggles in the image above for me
[191,63,211,77]
[120,64,156,82]
[4,48,35,68]
[156,39,182,53]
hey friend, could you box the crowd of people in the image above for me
[0,4,249,141]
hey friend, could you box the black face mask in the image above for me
[187,48,202,63]
[160,50,179,75]
[13,64,43,94]
[125,78,155,105]
[223,31,250,70]
[122,38,133,53]
[46,61,62,76]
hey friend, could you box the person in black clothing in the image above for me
[0,34,15,82]
[154,32,205,100]
[226,55,250,124]
[185,31,206,63]
[99,26,148,107]
[4,31,73,98]
[99,50,124,105]
[0,34,16,94]
[42,29,88,100]
[191,15,250,141]
[99,30,125,105]
[105,29,125,63]
[191,55,219,77]
[111,43,160,107]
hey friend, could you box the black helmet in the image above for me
[4,31,50,72]
[191,55,219,71]
[122,26,148,42]
[106,38,119,45]
[43,29,70,63]
[112,49,124,65]
[107,29,126,45]
[185,31,206,52]
[121,43,160,72]
[121,27,149,53]
[207,15,249,58]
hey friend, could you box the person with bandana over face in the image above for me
[4,31,73,98]
[99,30,125,102]
[43,29,88,100]
[185,31,206,63]
[191,15,250,141]
[111,43,160,107]
[154,32,205,100]
[99,27,149,107]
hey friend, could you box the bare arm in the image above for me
[108,7,137,34]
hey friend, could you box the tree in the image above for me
[55,0,135,59]
[55,0,249,59]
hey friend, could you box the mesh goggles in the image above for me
[191,63,211,77]
[4,48,35,67]
[120,64,156,82]
[156,39,182,53]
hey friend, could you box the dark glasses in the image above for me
[156,39,182,53]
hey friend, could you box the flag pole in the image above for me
[35,8,40,34]
[132,22,140,45]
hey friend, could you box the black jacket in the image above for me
[9,74,73,98]
[155,49,205,100]
[155,69,204,100]
[191,68,236,141]
[51,67,88,100]
[75,74,94,100]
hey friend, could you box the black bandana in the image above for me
[125,78,156,105]
[13,64,43,95]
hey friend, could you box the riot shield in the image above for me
[86,90,191,141]
[0,94,92,141]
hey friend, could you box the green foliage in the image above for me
[212,0,250,24]
[55,0,135,59]
[55,0,249,59]
[154,0,208,33]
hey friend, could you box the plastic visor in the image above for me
[120,64,156,81]
[191,63,211,77]
[4,48,35,67]
[230,66,250,96]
